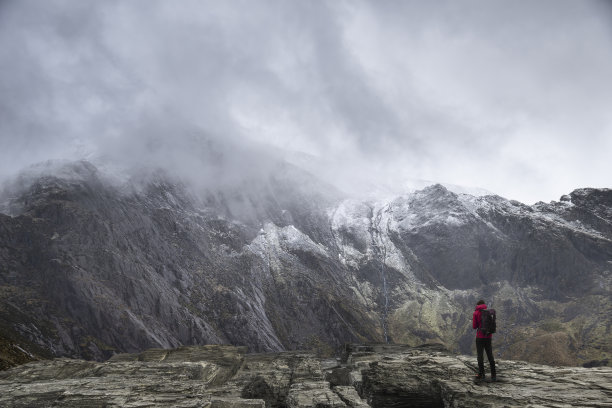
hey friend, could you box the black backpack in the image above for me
[479,309,496,335]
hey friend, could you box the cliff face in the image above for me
[1,344,610,407]
[0,161,610,368]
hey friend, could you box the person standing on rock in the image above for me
[473,299,496,381]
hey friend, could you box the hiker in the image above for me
[473,299,496,381]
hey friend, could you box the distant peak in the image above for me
[425,183,449,192]
[418,183,456,198]
[569,187,612,207]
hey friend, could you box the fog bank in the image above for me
[1,0,611,203]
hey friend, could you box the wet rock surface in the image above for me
[0,343,610,407]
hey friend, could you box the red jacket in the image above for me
[473,304,493,339]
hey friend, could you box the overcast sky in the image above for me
[1,0,611,203]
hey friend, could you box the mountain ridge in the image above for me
[0,160,610,369]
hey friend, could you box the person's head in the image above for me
[476,299,485,306]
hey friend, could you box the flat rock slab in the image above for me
[0,344,610,407]
[348,344,612,407]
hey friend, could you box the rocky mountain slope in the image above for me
[1,343,610,407]
[0,160,610,368]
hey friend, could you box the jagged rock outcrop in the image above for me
[0,160,610,369]
[0,344,610,407]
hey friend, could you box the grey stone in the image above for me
[286,381,347,408]
[0,344,610,407]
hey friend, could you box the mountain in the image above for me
[0,160,610,369]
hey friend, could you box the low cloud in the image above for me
[0,0,610,203]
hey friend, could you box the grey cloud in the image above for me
[0,0,610,203]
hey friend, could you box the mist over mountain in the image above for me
[0,157,610,371]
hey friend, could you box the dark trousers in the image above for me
[476,337,496,377]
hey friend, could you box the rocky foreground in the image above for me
[0,344,610,407]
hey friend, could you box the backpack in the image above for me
[479,309,496,335]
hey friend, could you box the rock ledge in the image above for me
[0,344,610,407]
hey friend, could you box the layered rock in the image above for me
[0,344,610,407]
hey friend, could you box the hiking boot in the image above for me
[491,376,497,382]
[475,373,485,380]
